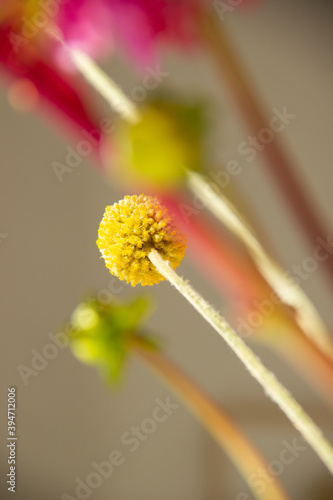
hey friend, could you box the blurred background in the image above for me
[1,0,333,499]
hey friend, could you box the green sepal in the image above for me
[67,295,160,383]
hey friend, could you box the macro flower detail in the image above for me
[55,0,204,66]
[96,194,186,286]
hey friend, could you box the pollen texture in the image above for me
[97,195,187,286]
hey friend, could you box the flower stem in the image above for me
[69,49,139,123]
[133,344,289,500]
[200,13,333,287]
[162,194,264,303]
[67,42,333,358]
[187,171,333,361]
[148,249,333,475]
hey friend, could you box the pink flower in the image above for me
[0,8,103,152]
[56,0,205,66]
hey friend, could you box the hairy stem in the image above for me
[149,249,333,475]
[69,49,139,123]
[187,171,333,361]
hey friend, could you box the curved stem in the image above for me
[149,249,333,475]
[133,344,289,500]
[200,13,333,288]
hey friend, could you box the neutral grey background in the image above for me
[1,0,333,499]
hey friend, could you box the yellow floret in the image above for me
[96,194,187,286]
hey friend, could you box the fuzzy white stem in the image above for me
[187,171,333,360]
[149,248,333,475]
[70,49,140,124]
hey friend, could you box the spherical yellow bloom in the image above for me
[97,195,187,286]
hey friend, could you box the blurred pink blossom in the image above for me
[56,0,205,66]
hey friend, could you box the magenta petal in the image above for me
[56,0,204,66]
[0,20,102,156]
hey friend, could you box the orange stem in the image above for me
[133,344,289,500]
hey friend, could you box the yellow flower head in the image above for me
[97,194,187,286]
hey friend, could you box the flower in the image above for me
[97,194,186,286]
[0,5,103,145]
[0,1,263,303]
[55,0,205,67]
[55,0,261,68]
